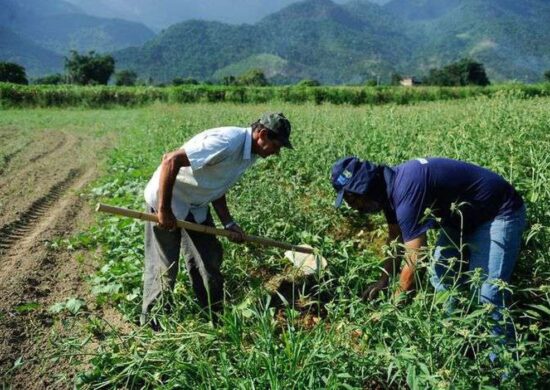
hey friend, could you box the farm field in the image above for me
[0,95,549,388]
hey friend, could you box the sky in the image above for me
[66,0,390,30]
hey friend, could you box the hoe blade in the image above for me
[284,245,327,275]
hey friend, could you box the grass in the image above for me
[2,93,549,388]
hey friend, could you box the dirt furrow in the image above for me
[0,167,100,388]
[0,132,81,227]
[0,125,116,388]
[28,136,67,163]
[0,169,81,253]
[0,132,70,188]
[0,141,32,176]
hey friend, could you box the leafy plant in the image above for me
[49,298,87,315]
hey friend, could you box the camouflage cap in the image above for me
[258,112,293,149]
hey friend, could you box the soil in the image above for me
[0,127,118,388]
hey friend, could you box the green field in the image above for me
[2,94,549,388]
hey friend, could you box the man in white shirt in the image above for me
[141,112,292,328]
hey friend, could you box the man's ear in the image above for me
[257,128,270,141]
[258,128,268,137]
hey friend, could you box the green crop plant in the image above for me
[1,82,549,108]
[3,93,548,388]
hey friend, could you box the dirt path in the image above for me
[0,128,114,388]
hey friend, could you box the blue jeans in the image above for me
[430,205,527,341]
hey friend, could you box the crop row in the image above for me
[1,82,549,108]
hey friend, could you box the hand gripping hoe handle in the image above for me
[96,203,314,254]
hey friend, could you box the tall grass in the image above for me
[13,95,549,388]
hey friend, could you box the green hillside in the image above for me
[1,0,81,22]
[256,0,411,83]
[19,14,155,55]
[0,0,155,75]
[113,0,550,84]
[385,0,550,81]
[115,0,409,84]
[0,27,63,77]
[115,20,258,82]
[2,0,549,83]
[384,0,462,21]
[213,54,291,80]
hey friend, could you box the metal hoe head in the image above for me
[284,245,328,275]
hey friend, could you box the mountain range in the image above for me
[1,0,549,83]
[113,0,550,83]
[0,0,154,76]
[64,1,393,30]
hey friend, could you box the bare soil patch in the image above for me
[0,128,116,388]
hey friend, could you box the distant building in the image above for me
[400,77,421,87]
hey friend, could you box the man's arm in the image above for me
[211,194,234,227]
[211,194,245,242]
[157,149,190,230]
[362,223,402,300]
[396,233,427,294]
[381,223,403,279]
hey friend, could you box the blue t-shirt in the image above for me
[385,158,523,242]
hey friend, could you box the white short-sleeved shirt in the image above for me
[144,126,256,223]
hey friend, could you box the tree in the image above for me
[390,73,402,86]
[173,77,199,86]
[33,74,65,85]
[65,50,115,85]
[222,75,236,86]
[0,62,28,84]
[115,70,138,86]
[297,79,321,87]
[425,59,490,86]
[463,59,490,86]
[237,69,269,86]
[544,70,550,82]
[425,68,453,86]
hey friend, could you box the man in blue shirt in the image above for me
[331,156,526,344]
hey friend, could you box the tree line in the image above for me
[1,53,550,87]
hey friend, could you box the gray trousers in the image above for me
[141,209,224,325]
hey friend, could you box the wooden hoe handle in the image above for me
[96,203,314,254]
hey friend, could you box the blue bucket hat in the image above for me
[331,156,380,208]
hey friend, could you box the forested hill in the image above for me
[114,0,550,84]
[384,0,550,82]
[114,0,411,84]
[0,26,63,76]
[0,0,155,76]
[2,0,549,82]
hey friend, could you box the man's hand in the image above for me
[392,288,408,305]
[157,208,177,231]
[225,221,246,243]
[361,278,389,301]
[213,195,246,243]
